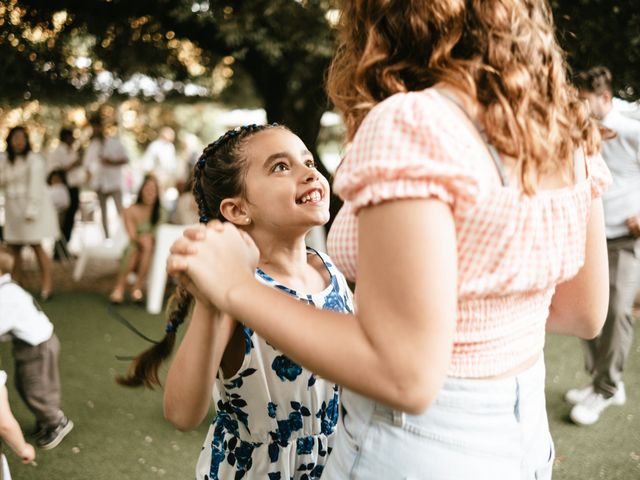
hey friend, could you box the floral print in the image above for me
[196,249,353,480]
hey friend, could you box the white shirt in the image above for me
[49,183,70,212]
[0,274,54,345]
[48,143,85,187]
[600,109,640,238]
[83,136,128,193]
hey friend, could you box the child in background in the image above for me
[0,248,73,450]
[47,169,71,261]
[47,169,70,228]
[118,124,353,480]
[0,369,36,479]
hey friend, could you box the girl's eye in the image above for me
[272,162,289,172]
[305,159,316,168]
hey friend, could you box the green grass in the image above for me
[1,291,639,479]
[0,291,209,480]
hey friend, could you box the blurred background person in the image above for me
[141,126,177,190]
[47,128,84,257]
[46,169,71,261]
[0,126,58,300]
[566,66,640,426]
[109,174,165,304]
[83,115,129,239]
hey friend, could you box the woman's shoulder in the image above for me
[362,88,446,129]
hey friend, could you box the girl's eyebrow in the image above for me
[263,150,313,169]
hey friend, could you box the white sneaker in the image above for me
[612,382,627,405]
[570,386,626,426]
[565,382,626,406]
[565,384,593,405]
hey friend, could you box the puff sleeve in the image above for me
[587,152,612,199]
[333,91,480,214]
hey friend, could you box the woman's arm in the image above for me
[25,154,45,220]
[175,199,458,414]
[163,300,237,430]
[546,198,609,338]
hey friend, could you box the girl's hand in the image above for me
[168,221,259,311]
[20,443,35,464]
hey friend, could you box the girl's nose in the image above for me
[303,167,319,183]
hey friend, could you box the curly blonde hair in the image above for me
[326,0,600,193]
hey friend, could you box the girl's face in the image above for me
[140,179,159,206]
[240,128,330,233]
[9,129,27,154]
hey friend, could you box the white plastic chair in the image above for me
[72,220,129,282]
[145,223,188,314]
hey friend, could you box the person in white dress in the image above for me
[82,116,129,239]
[0,126,59,300]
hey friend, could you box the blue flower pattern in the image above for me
[196,249,354,480]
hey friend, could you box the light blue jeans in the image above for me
[323,356,554,480]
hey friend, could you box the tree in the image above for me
[552,0,640,98]
[2,0,338,177]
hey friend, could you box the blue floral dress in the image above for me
[195,248,354,480]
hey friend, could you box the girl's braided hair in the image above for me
[117,123,282,388]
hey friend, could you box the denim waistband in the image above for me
[372,354,546,428]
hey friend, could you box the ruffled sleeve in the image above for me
[587,152,612,199]
[333,91,480,214]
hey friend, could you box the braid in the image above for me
[116,287,193,389]
[117,123,281,390]
[192,123,284,223]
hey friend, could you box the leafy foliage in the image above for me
[552,0,640,98]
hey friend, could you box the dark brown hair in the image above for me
[116,124,283,388]
[574,66,612,96]
[5,126,31,164]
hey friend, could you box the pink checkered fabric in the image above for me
[327,90,612,378]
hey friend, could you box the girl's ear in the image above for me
[219,198,250,226]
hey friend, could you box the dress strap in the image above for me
[434,88,509,187]
[306,247,335,279]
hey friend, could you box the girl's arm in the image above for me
[0,385,35,464]
[163,300,237,430]
[174,198,458,414]
[546,198,609,338]
[122,207,137,241]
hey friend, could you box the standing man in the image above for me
[48,128,84,257]
[567,66,640,425]
[83,116,129,239]
[141,126,177,189]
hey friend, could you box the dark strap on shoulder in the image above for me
[434,89,509,186]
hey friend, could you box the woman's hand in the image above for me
[167,222,259,311]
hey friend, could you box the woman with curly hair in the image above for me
[168,1,611,478]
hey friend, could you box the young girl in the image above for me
[109,174,164,304]
[118,124,353,479]
[167,1,611,479]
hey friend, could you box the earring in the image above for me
[245,218,251,224]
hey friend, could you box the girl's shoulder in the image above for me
[306,248,348,282]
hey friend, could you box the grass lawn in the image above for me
[1,289,639,479]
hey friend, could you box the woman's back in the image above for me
[328,88,611,378]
